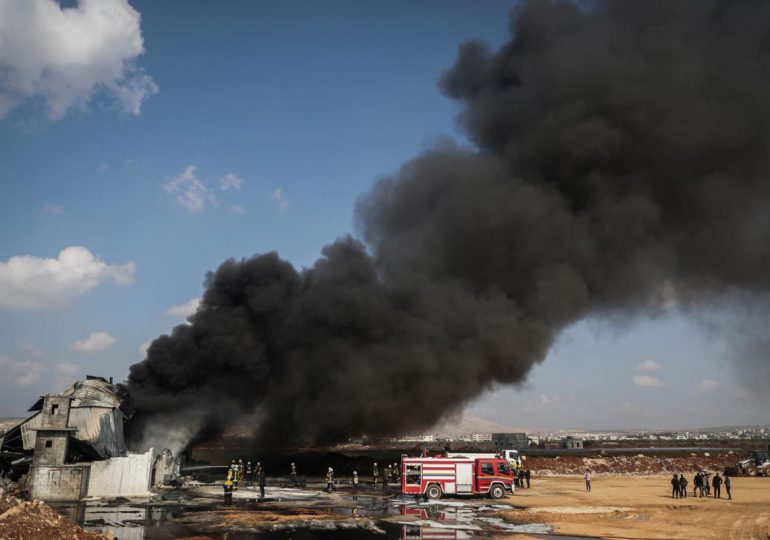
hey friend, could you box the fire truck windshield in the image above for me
[497,462,511,475]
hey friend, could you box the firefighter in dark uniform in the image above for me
[373,462,380,485]
[290,462,298,486]
[223,477,234,505]
[258,467,266,499]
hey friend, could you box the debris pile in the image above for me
[0,490,106,540]
[526,453,743,476]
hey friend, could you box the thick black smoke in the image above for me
[127,0,770,448]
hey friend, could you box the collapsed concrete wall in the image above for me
[86,450,154,498]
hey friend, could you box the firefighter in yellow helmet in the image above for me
[326,467,334,493]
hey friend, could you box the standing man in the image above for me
[352,471,359,495]
[693,472,701,497]
[712,473,722,499]
[679,474,688,498]
[290,462,298,487]
[584,470,591,492]
[258,467,266,499]
[246,461,253,483]
[326,467,335,493]
[373,463,380,486]
[393,463,400,483]
[223,476,234,506]
[724,475,732,500]
[671,474,679,498]
[525,468,531,489]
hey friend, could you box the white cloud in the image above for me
[634,359,662,373]
[43,203,64,215]
[272,187,289,211]
[230,204,245,214]
[0,353,43,387]
[0,0,157,121]
[138,339,153,358]
[0,246,135,310]
[163,166,213,212]
[70,331,116,352]
[696,378,720,392]
[166,297,200,318]
[634,374,665,388]
[219,173,243,191]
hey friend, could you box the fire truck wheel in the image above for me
[425,484,443,500]
[489,484,506,499]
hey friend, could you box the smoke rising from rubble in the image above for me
[127,0,770,447]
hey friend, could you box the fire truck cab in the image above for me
[401,456,514,500]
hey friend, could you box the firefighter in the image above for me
[246,461,253,482]
[289,462,298,487]
[326,467,335,493]
[373,462,380,485]
[233,461,241,490]
[352,470,359,494]
[392,462,400,483]
[258,467,266,499]
[223,476,234,505]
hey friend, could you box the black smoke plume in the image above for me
[127,0,770,449]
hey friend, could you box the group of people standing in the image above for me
[223,458,268,504]
[514,468,531,488]
[371,462,401,488]
[672,471,731,500]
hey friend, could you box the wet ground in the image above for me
[50,481,599,540]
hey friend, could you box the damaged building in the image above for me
[0,376,179,501]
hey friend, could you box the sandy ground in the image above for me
[499,475,770,539]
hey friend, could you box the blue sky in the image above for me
[0,0,759,429]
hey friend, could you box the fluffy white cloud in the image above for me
[163,166,213,212]
[166,297,201,318]
[0,246,135,310]
[634,374,665,388]
[0,0,157,121]
[634,359,662,373]
[219,173,243,191]
[272,187,289,211]
[0,353,43,387]
[70,331,116,352]
[696,378,720,392]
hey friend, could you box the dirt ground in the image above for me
[499,475,770,539]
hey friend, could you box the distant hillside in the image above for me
[426,414,523,437]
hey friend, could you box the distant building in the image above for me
[471,433,492,443]
[562,436,584,449]
[491,432,528,448]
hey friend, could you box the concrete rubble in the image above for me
[524,453,745,475]
[0,489,107,540]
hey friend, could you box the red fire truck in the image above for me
[400,456,514,499]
